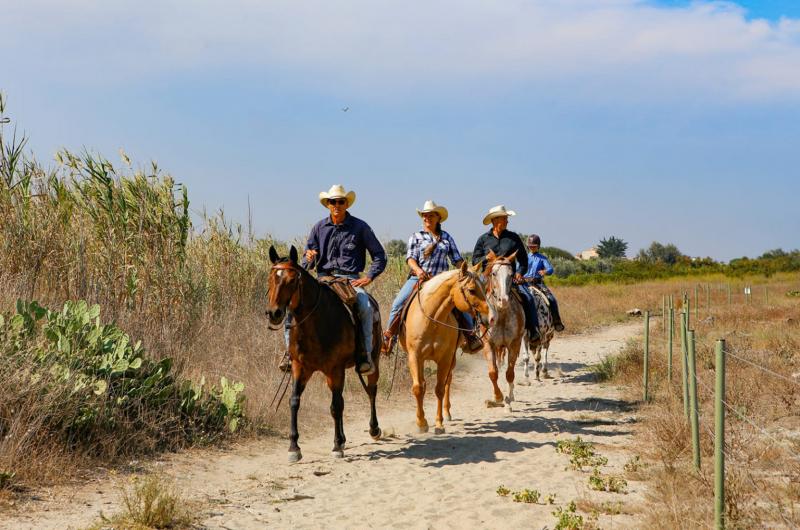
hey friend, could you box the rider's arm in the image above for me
[303,222,321,265]
[363,224,387,280]
[446,233,464,268]
[540,254,554,276]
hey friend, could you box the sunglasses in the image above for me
[327,198,347,206]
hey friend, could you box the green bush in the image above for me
[0,300,244,452]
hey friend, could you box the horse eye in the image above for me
[469,288,477,295]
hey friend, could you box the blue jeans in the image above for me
[388,277,419,324]
[388,275,475,331]
[516,284,540,330]
[285,274,373,353]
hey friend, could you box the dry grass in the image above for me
[599,275,800,528]
[88,474,199,530]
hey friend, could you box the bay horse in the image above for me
[521,285,555,381]
[481,251,526,409]
[265,246,382,463]
[399,261,492,434]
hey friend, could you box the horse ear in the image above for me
[460,260,468,275]
[269,245,279,264]
[487,250,497,261]
[289,246,299,264]
[507,250,518,263]
[470,261,482,274]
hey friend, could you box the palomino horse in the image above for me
[265,246,382,462]
[399,261,491,434]
[520,285,556,381]
[481,251,526,409]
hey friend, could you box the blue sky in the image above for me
[3,0,799,261]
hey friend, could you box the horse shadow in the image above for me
[361,434,553,468]
[461,415,632,438]
[544,397,634,414]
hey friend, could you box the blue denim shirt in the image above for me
[305,213,387,279]
[523,252,554,279]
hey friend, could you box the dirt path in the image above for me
[6,322,646,529]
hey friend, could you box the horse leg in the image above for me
[408,352,428,433]
[326,369,347,458]
[534,346,543,382]
[366,348,382,440]
[443,355,455,422]
[505,338,522,407]
[483,346,504,407]
[288,369,311,463]
[434,354,454,434]
[542,345,551,379]
[519,336,531,385]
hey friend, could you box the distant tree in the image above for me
[597,236,628,259]
[637,241,684,265]
[386,239,408,258]
[540,246,576,261]
[759,248,788,260]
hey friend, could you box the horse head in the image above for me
[266,245,303,329]
[453,260,494,326]
[484,250,517,311]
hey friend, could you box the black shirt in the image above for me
[471,229,528,273]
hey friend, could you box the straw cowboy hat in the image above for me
[416,200,448,223]
[318,184,356,208]
[482,204,516,225]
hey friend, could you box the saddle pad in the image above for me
[318,276,358,306]
[528,285,551,307]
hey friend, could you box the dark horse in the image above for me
[266,245,382,462]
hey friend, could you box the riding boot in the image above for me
[353,317,376,375]
[453,310,483,353]
[381,310,403,354]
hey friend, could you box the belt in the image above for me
[327,268,356,276]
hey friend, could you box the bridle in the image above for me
[267,261,322,330]
[415,272,489,334]
[485,259,514,306]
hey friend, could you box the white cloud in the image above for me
[5,0,800,102]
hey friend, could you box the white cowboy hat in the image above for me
[416,199,448,223]
[318,184,356,208]
[482,204,516,225]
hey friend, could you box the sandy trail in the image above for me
[5,322,646,529]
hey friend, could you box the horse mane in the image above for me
[420,269,460,296]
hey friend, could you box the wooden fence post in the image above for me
[727,283,731,306]
[643,311,650,402]
[668,307,674,382]
[714,339,726,530]
[694,285,699,320]
[688,330,700,471]
[681,311,690,419]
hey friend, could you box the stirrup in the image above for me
[380,331,396,354]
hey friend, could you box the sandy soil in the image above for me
[4,321,647,529]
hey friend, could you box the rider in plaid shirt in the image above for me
[406,230,462,276]
[381,200,483,353]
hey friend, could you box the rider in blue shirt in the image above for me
[522,234,565,332]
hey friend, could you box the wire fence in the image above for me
[641,296,800,529]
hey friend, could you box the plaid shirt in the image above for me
[406,230,463,276]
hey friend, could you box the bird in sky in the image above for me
[341,107,349,112]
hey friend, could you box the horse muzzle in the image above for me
[265,307,286,329]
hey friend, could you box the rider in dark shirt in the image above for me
[471,205,540,341]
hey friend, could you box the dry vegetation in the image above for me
[595,276,800,528]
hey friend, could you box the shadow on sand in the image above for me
[360,434,553,467]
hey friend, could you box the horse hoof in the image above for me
[331,449,344,459]
[518,380,531,387]
[288,451,302,463]
[485,399,504,408]
[444,414,452,422]
[434,426,445,435]
[370,428,382,441]
[418,424,429,434]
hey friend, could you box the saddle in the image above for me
[318,276,358,306]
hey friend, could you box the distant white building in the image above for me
[576,247,599,260]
